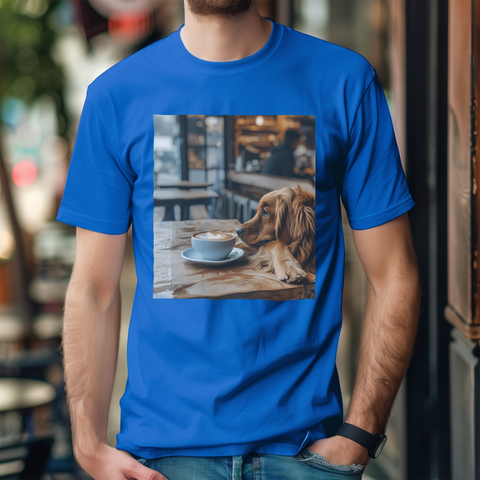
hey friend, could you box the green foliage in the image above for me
[0,0,68,135]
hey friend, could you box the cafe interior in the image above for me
[153,114,315,225]
[152,114,316,300]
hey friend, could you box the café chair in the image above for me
[213,193,226,219]
[0,435,54,479]
[248,199,259,220]
[233,194,250,224]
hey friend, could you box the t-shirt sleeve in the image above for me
[340,69,415,230]
[56,84,134,235]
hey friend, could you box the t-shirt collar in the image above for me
[167,17,283,76]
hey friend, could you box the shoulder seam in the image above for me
[347,66,376,150]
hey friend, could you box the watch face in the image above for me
[372,435,387,459]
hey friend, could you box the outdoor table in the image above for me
[0,378,56,413]
[0,313,61,379]
[0,314,25,342]
[153,189,219,221]
[33,313,62,340]
[0,378,57,455]
[154,219,315,300]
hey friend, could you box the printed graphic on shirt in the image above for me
[153,115,316,300]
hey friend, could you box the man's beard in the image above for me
[186,0,253,19]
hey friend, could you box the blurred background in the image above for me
[0,0,479,478]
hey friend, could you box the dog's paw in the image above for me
[277,260,307,283]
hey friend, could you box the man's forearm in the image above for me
[60,282,121,461]
[344,267,421,435]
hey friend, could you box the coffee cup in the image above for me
[191,231,237,261]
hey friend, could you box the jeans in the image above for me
[130,446,366,479]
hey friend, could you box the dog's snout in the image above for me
[236,227,245,236]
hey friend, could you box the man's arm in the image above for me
[307,212,421,465]
[61,227,166,480]
[62,227,125,457]
[345,212,421,436]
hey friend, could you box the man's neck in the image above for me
[180,7,272,63]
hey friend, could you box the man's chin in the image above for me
[186,0,252,17]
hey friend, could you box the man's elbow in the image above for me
[369,256,421,311]
[65,272,121,313]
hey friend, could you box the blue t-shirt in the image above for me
[56,17,415,459]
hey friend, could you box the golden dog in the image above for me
[235,185,315,283]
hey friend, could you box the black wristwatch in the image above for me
[336,422,387,459]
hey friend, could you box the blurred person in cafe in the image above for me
[261,128,314,181]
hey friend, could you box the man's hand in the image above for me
[76,442,169,480]
[306,436,370,467]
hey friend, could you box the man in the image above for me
[261,129,302,178]
[57,0,421,479]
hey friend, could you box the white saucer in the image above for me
[181,247,244,265]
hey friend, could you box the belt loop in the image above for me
[232,455,243,480]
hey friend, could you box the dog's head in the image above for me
[237,185,315,246]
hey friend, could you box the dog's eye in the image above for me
[262,208,269,216]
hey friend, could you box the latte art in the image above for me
[193,231,235,241]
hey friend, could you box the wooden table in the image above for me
[153,189,219,221]
[154,219,315,300]
[156,181,213,190]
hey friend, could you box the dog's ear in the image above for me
[290,191,315,253]
[275,192,293,243]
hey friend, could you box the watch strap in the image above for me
[336,422,383,456]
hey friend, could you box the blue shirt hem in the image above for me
[56,207,130,235]
[115,430,314,459]
[348,197,415,230]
